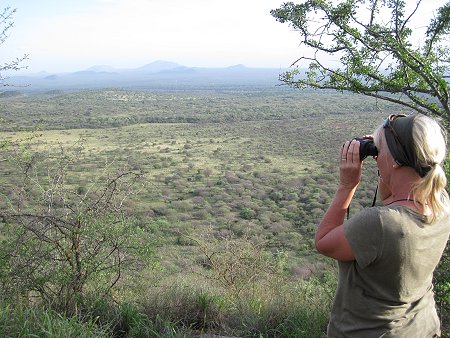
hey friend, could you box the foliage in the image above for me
[435,243,450,335]
[0,89,383,266]
[1,6,28,86]
[0,270,334,337]
[272,273,335,338]
[192,230,285,300]
[433,153,450,335]
[0,302,108,337]
[271,0,450,125]
[0,88,401,131]
[0,139,155,314]
[139,270,336,337]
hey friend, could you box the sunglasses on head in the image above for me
[383,114,407,146]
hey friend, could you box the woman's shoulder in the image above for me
[374,205,450,236]
[346,205,450,237]
[348,206,423,233]
[345,207,384,234]
[350,206,388,222]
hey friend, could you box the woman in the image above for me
[315,113,450,337]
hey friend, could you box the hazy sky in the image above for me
[4,0,304,73]
[3,0,447,74]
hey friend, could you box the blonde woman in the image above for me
[315,113,450,337]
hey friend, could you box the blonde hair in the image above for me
[410,114,449,221]
[373,114,449,221]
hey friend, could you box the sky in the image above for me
[3,0,303,73]
[2,0,448,74]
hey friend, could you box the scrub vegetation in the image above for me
[0,87,448,337]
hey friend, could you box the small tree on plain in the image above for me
[0,140,155,314]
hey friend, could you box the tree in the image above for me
[191,229,282,300]
[1,6,28,86]
[271,0,450,125]
[0,140,155,314]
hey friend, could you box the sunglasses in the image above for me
[383,113,410,166]
[383,114,407,146]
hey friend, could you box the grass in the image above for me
[0,271,335,337]
[128,271,335,337]
[0,88,424,337]
[0,302,109,338]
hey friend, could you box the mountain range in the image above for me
[7,60,288,91]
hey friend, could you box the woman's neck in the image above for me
[384,198,419,206]
[383,195,431,216]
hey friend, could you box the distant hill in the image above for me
[6,61,288,91]
[135,60,183,73]
[0,90,23,98]
[86,65,117,73]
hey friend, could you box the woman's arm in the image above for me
[315,140,362,261]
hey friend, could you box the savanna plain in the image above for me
[0,87,439,337]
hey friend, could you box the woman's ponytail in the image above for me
[410,115,449,221]
[412,163,449,221]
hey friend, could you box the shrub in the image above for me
[138,270,336,337]
[141,281,227,332]
[240,207,256,220]
[0,141,155,315]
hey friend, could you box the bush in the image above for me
[138,271,336,337]
[240,207,256,220]
[0,141,155,315]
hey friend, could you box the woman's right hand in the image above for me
[339,139,363,190]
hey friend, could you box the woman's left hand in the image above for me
[339,139,363,189]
